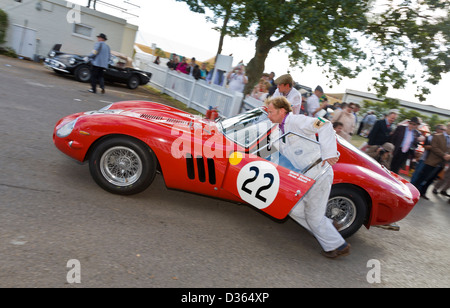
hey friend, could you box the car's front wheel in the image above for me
[74,65,91,83]
[326,186,368,238]
[89,137,157,195]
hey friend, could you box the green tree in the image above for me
[155,47,166,57]
[359,99,401,119]
[0,9,8,45]
[359,99,448,129]
[176,0,449,100]
[427,113,447,130]
[397,108,423,123]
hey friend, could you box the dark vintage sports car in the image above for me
[53,101,420,238]
[44,45,151,89]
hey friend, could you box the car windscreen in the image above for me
[218,108,274,148]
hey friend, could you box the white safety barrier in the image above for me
[134,53,263,118]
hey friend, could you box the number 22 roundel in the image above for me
[236,161,280,210]
[231,159,315,219]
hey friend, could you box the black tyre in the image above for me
[127,75,140,89]
[326,186,368,238]
[74,65,91,83]
[89,137,157,195]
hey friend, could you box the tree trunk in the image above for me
[244,37,272,96]
[216,8,231,57]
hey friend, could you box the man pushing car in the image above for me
[266,96,350,258]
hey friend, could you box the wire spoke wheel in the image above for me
[90,137,157,195]
[327,187,368,238]
[327,196,357,231]
[100,146,143,186]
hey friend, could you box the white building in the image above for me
[0,0,138,59]
[343,89,450,119]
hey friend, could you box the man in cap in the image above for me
[271,74,302,114]
[366,142,395,169]
[87,33,111,94]
[389,117,422,174]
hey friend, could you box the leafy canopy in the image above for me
[177,0,449,100]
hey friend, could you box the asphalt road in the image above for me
[0,55,449,289]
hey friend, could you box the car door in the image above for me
[221,131,327,219]
[221,151,316,220]
[217,110,323,219]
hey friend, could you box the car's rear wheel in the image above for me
[89,137,157,195]
[74,65,91,82]
[326,186,368,238]
[127,75,140,89]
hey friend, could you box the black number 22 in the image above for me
[241,166,275,203]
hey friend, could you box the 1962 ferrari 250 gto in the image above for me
[53,101,420,238]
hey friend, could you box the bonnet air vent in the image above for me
[140,114,190,126]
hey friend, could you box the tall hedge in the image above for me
[0,9,8,44]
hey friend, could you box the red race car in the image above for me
[53,101,420,238]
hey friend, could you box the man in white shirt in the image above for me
[226,65,248,93]
[271,74,302,114]
[266,96,350,258]
[307,86,326,117]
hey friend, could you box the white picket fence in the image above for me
[134,53,264,118]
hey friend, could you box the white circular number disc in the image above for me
[236,161,280,210]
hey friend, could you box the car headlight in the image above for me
[69,57,76,65]
[56,118,78,138]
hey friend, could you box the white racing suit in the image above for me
[272,113,346,252]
